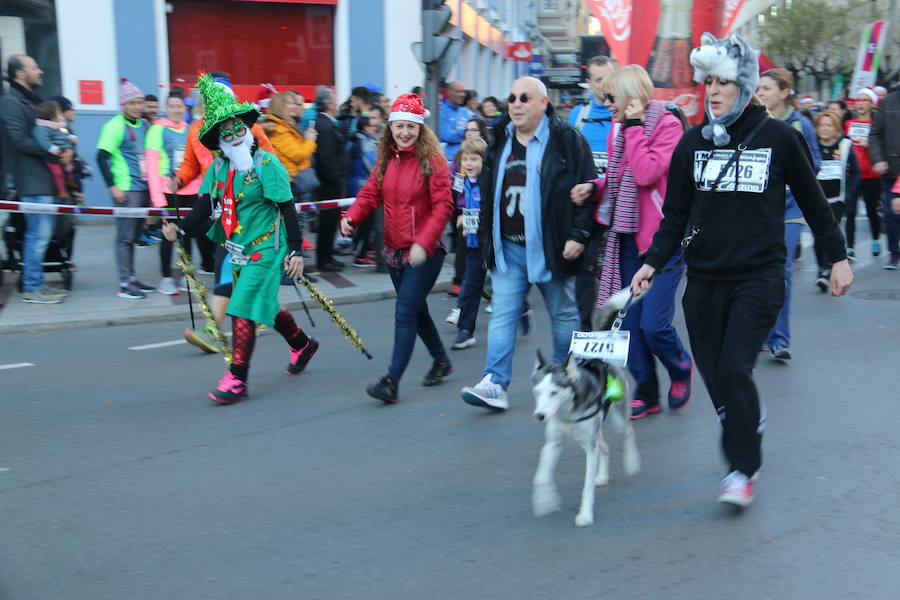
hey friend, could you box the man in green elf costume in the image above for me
[163,73,318,404]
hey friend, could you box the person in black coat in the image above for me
[313,85,347,272]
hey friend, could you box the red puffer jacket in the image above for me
[345,144,453,256]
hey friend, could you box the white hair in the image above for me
[513,76,548,99]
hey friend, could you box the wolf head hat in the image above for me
[690,33,760,146]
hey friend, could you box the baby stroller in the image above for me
[2,197,76,292]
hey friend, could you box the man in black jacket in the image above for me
[460,76,598,411]
[313,85,347,272]
[0,54,68,304]
[869,88,900,268]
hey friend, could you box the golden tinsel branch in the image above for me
[175,244,233,364]
[297,277,373,360]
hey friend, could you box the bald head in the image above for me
[7,54,42,90]
[508,77,549,135]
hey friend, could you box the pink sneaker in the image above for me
[718,471,754,507]
[668,376,692,410]
[209,371,248,405]
[630,399,662,420]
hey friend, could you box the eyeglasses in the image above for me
[602,93,615,104]
[465,127,481,132]
[220,123,248,142]
[507,93,532,105]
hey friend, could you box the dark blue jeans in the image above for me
[457,247,487,333]
[387,249,448,382]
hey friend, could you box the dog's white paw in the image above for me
[594,475,609,487]
[574,512,594,527]
[533,485,561,517]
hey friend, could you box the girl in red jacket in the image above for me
[340,94,455,403]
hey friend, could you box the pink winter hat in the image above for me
[119,78,144,104]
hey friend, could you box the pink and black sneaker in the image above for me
[668,369,692,410]
[209,371,248,405]
[286,338,319,375]
[630,399,662,420]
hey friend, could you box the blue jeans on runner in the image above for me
[484,241,579,390]
[21,195,55,292]
[766,222,803,350]
[618,234,692,404]
[386,249,448,382]
[882,178,900,257]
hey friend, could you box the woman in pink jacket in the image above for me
[571,65,693,419]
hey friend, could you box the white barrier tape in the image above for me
[0,197,356,218]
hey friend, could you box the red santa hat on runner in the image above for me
[856,87,879,105]
[256,83,278,110]
[388,93,430,124]
[119,78,144,104]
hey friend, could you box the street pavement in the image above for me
[2,233,900,599]
[0,221,452,334]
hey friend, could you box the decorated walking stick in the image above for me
[171,202,196,330]
[176,247,232,363]
[294,276,373,360]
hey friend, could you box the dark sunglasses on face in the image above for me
[507,93,532,105]
[603,93,615,104]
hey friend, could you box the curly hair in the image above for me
[375,122,445,183]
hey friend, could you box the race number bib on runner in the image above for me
[569,330,630,366]
[224,240,246,257]
[848,122,870,142]
[694,148,772,193]
[817,159,842,181]
[452,173,465,193]
[462,207,480,234]
[173,145,186,171]
[592,152,608,177]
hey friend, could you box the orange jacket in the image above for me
[175,119,274,186]
[260,114,316,176]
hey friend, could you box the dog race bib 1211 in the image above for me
[569,330,630,366]
[694,148,772,193]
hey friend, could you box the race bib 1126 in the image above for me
[694,148,772,193]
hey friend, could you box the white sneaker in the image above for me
[717,471,754,507]
[158,277,179,296]
[445,307,460,325]
[461,374,508,411]
[177,276,189,292]
[485,303,493,313]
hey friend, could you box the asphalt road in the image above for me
[2,256,900,600]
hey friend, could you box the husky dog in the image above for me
[531,288,642,527]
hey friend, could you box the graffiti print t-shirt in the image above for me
[500,137,527,245]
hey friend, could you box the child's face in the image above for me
[460,152,483,178]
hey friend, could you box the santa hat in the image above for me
[856,87,879,105]
[119,78,144,104]
[256,83,278,109]
[389,93,430,124]
[874,85,888,96]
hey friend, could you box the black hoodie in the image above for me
[644,104,846,280]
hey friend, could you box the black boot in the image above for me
[422,358,453,386]
[367,376,398,404]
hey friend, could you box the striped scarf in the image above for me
[596,100,668,307]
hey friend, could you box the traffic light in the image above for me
[411,0,461,129]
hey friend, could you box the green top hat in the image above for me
[196,72,259,150]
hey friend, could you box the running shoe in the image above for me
[630,399,662,420]
[184,326,220,353]
[884,254,900,270]
[422,358,453,386]
[451,329,476,349]
[846,247,857,262]
[717,471,754,507]
[770,346,791,360]
[353,256,376,267]
[210,371,248,405]
[872,240,882,257]
[117,283,145,299]
[815,270,829,293]
[447,284,461,297]
[41,285,70,297]
[668,372,692,410]
[286,338,319,374]
[158,277,179,296]
[461,374,508,411]
[445,307,460,325]
[132,280,156,293]
[367,376,398,404]
[22,290,63,304]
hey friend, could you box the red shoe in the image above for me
[630,399,662,420]
[353,256,377,267]
[302,240,316,250]
[447,284,461,297]
[209,371,248,405]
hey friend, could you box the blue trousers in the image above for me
[766,222,803,350]
[386,250,448,382]
[21,195,55,292]
[619,235,692,404]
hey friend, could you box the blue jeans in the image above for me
[882,178,900,257]
[484,241,579,390]
[766,222,803,349]
[457,247,487,333]
[386,249,448,382]
[619,235,692,404]
[21,195,56,292]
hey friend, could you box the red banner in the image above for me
[719,0,746,35]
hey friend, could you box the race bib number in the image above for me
[224,240,246,257]
[228,254,250,266]
[139,154,148,181]
[173,145,186,170]
[817,159,842,181]
[592,152,608,177]
[569,330,630,366]
[462,208,480,234]
[694,148,772,193]
[452,173,465,193]
[848,122,870,142]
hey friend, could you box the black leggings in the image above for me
[159,194,215,277]
[845,178,882,248]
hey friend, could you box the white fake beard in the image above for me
[219,130,254,172]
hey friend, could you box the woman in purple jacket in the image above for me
[571,65,693,419]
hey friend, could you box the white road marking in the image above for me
[128,340,187,351]
[0,362,35,371]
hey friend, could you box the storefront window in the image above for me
[0,1,61,96]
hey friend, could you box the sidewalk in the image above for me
[0,221,454,334]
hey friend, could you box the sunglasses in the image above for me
[507,93,532,105]
[602,93,616,104]
[220,123,248,142]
